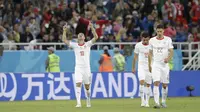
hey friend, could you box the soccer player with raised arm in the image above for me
[62,23,98,108]
[132,31,152,107]
[148,24,174,109]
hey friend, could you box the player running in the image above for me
[148,24,174,109]
[132,31,152,107]
[62,23,98,108]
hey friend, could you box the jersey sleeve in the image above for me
[69,41,77,48]
[168,38,174,49]
[134,44,139,54]
[86,40,94,47]
[149,39,153,50]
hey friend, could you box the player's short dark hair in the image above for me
[156,24,164,29]
[141,31,149,38]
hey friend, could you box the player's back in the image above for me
[135,42,149,67]
[70,41,93,68]
[149,36,173,65]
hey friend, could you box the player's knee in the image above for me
[76,83,82,87]
[84,84,90,90]
[162,84,168,89]
[140,80,145,85]
[146,84,151,87]
[154,81,160,86]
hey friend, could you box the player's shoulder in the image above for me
[149,36,157,42]
[164,36,172,41]
[164,36,171,39]
[69,41,78,47]
[136,41,142,46]
[135,41,142,48]
[70,41,78,44]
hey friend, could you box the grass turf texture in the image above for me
[0,97,199,112]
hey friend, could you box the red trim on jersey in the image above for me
[78,43,85,46]
[142,43,149,46]
[156,37,164,40]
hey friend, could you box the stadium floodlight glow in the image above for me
[186,85,195,97]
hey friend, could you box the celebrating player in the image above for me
[148,24,174,108]
[62,23,98,108]
[132,31,152,107]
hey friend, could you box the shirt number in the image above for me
[157,47,163,53]
[80,51,84,56]
[144,53,149,58]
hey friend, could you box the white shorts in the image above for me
[152,63,170,84]
[74,67,91,84]
[138,67,152,84]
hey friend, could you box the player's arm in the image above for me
[62,24,70,46]
[89,23,98,44]
[148,49,153,73]
[166,48,174,62]
[132,44,139,73]
[165,39,174,63]
[132,53,138,73]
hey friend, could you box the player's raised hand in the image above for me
[63,24,68,32]
[89,22,96,33]
[89,22,94,29]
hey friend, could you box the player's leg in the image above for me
[84,84,91,107]
[139,80,145,107]
[152,65,161,108]
[145,83,151,107]
[83,69,92,107]
[138,69,146,107]
[74,68,83,107]
[75,82,82,107]
[153,81,160,108]
[144,72,152,107]
[161,83,168,108]
[161,66,170,108]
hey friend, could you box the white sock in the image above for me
[145,86,151,105]
[86,90,91,105]
[139,85,145,104]
[76,87,81,105]
[162,87,168,103]
[153,86,160,105]
[86,90,90,99]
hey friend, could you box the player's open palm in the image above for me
[63,24,68,32]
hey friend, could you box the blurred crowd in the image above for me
[0,0,200,50]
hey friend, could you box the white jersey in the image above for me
[69,40,93,68]
[149,36,173,65]
[134,42,149,67]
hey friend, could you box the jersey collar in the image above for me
[156,37,164,40]
[78,43,85,46]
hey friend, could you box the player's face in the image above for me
[78,33,85,41]
[156,28,164,38]
[142,37,150,44]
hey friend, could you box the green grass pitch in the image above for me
[0,97,199,112]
